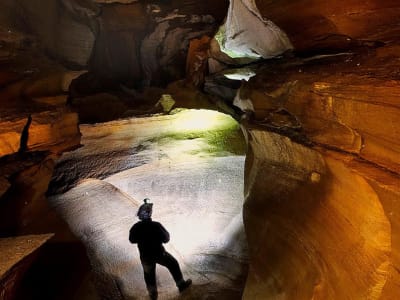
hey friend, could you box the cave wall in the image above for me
[243,130,398,299]
[256,0,400,53]
[239,2,400,295]
[0,0,229,85]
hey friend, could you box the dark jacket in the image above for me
[129,219,170,261]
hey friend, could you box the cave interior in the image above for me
[0,0,400,300]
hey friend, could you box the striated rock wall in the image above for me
[232,3,400,297]
[239,45,400,300]
[242,129,397,299]
[236,46,400,174]
[256,0,400,53]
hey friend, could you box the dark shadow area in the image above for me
[15,241,93,300]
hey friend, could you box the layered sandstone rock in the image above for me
[0,94,80,233]
[256,0,400,52]
[79,0,228,85]
[236,34,400,300]
[0,234,53,300]
[235,48,400,174]
[242,129,398,299]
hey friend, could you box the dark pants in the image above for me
[141,251,184,292]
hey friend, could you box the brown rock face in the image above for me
[236,17,400,299]
[0,18,82,236]
[242,130,396,299]
[256,0,400,52]
[88,0,229,86]
[186,36,211,87]
[11,0,97,67]
[0,118,27,157]
[237,48,400,174]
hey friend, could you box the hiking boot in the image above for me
[178,279,192,292]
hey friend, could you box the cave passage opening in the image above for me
[48,108,249,299]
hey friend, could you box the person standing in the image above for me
[129,198,192,300]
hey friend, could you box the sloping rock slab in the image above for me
[50,154,247,299]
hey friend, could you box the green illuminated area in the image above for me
[154,109,246,157]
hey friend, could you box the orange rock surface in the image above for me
[243,129,399,299]
[256,0,400,52]
[239,34,400,300]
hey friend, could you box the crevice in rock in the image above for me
[18,114,31,153]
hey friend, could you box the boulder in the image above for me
[216,0,293,62]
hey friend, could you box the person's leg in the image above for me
[141,260,158,299]
[157,251,192,292]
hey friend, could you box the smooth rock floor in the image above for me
[50,156,247,299]
[49,110,248,299]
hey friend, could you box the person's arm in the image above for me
[129,225,138,243]
[158,223,170,243]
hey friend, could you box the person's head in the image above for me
[137,198,153,220]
